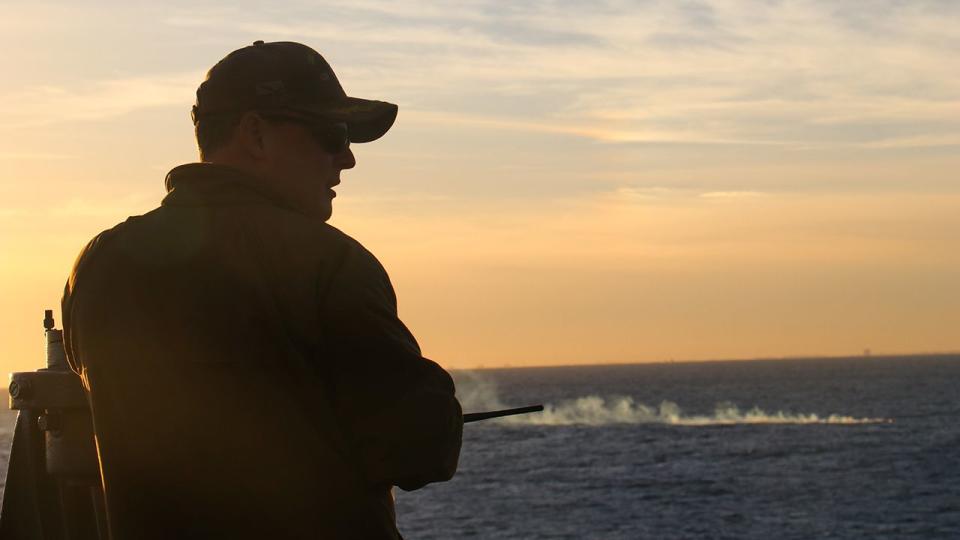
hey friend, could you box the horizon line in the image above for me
[458,350,960,371]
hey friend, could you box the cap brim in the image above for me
[294,97,398,143]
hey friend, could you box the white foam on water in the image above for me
[506,396,892,426]
[454,371,893,427]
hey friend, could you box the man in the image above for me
[62,41,463,539]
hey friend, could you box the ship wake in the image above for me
[506,396,892,426]
[455,372,892,427]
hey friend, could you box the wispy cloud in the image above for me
[2,0,958,202]
[156,0,960,151]
[0,152,74,161]
[699,191,766,199]
[855,133,960,149]
[0,193,157,221]
[4,1,957,150]
[0,73,200,128]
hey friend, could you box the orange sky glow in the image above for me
[2,1,958,372]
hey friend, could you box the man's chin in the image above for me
[318,201,333,222]
[293,197,332,220]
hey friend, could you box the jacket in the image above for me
[61,163,463,539]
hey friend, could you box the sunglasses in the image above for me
[261,113,350,154]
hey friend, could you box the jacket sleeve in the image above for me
[319,241,462,491]
[62,230,116,378]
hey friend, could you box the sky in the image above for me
[1,0,958,372]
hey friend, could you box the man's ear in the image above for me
[235,111,269,159]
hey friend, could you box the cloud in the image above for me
[855,133,960,149]
[0,193,157,221]
[158,0,959,150]
[4,0,956,150]
[404,108,745,146]
[0,72,200,128]
[699,190,766,199]
[0,152,74,161]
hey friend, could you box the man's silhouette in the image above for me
[62,41,463,539]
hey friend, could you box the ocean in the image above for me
[2,355,958,538]
[396,355,960,539]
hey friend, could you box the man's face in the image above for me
[257,116,356,221]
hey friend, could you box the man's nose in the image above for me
[337,147,356,170]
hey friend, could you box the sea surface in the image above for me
[396,355,960,539]
[1,355,958,538]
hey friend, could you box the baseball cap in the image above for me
[192,41,398,143]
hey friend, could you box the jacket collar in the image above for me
[162,163,321,217]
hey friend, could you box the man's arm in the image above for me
[319,240,462,491]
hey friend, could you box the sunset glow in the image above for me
[2,1,958,372]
